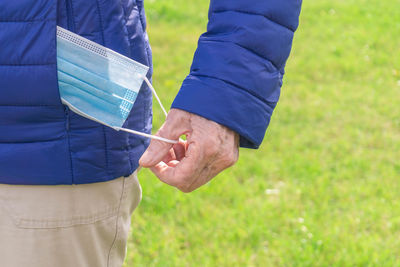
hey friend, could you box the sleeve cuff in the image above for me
[171,75,276,149]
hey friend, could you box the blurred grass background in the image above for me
[124,0,400,266]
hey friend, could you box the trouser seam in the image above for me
[107,177,126,267]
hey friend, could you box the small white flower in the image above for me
[265,188,280,195]
[277,181,285,187]
[298,217,304,223]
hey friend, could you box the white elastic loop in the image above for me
[114,127,178,144]
[115,77,178,144]
[140,77,180,143]
[143,76,168,117]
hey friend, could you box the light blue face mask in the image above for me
[56,26,176,144]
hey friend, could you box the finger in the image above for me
[162,148,177,163]
[172,140,187,161]
[150,142,203,191]
[150,162,180,187]
[154,134,228,192]
[139,112,190,167]
[184,159,222,192]
[165,160,180,168]
[139,138,174,167]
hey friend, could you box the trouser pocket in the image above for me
[0,172,142,267]
[0,172,139,229]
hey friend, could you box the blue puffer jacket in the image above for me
[0,0,302,185]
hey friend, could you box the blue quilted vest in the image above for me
[0,0,152,184]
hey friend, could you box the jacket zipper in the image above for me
[64,1,73,130]
[65,0,75,31]
[64,105,70,130]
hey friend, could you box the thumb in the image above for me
[139,138,173,167]
[139,110,190,167]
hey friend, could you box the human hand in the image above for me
[139,109,239,193]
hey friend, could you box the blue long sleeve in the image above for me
[171,0,302,148]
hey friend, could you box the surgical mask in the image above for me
[56,26,176,144]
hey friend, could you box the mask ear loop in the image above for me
[143,76,168,117]
[116,76,178,144]
[116,127,178,144]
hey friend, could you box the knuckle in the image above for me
[156,127,170,139]
[231,150,239,164]
[223,151,238,167]
[177,183,193,193]
[174,173,193,193]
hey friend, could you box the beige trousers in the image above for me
[0,171,141,267]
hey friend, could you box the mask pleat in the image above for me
[56,26,177,144]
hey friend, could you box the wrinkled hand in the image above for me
[139,109,239,193]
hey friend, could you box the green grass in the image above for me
[124,0,400,266]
